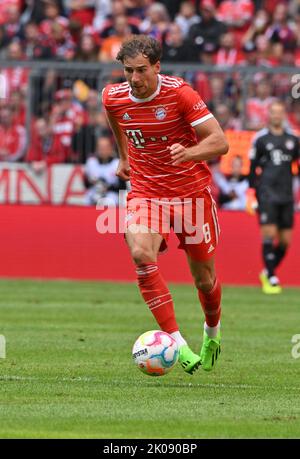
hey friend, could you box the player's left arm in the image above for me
[170,117,229,166]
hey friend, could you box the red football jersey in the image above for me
[102,74,214,199]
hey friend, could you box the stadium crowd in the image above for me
[0,0,299,207]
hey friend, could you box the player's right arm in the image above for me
[248,135,263,190]
[102,86,130,181]
[246,134,263,214]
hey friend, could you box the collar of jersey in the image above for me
[129,74,162,103]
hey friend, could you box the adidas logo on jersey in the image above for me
[122,112,131,120]
[207,244,214,254]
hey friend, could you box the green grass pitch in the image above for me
[0,279,300,439]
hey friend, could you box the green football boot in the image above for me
[200,330,221,371]
[178,344,201,375]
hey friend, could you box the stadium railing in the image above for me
[0,60,298,139]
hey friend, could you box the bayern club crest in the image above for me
[285,140,295,150]
[155,106,167,120]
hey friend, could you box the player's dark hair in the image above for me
[116,35,162,65]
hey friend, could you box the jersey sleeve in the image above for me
[248,134,264,189]
[101,85,113,112]
[177,84,214,127]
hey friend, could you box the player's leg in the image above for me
[274,202,294,271]
[259,223,282,293]
[275,228,292,268]
[178,190,221,371]
[126,224,180,335]
[187,255,221,371]
[126,201,200,374]
[257,199,282,293]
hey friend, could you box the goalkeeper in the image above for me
[247,101,300,294]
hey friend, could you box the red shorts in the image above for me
[125,188,220,261]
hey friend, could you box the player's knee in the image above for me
[131,246,155,265]
[194,276,215,293]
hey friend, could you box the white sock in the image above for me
[170,331,187,349]
[204,321,221,339]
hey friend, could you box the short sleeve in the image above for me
[101,84,115,110]
[101,86,108,108]
[177,84,214,127]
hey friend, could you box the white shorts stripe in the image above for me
[209,192,220,244]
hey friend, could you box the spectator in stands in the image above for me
[280,40,298,67]
[74,28,99,61]
[49,18,76,60]
[242,40,258,66]
[40,0,67,37]
[216,0,254,43]
[139,2,170,41]
[162,22,193,62]
[206,75,235,113]
[84,136,126,206]
[293,7,300,47]
[99,0,141,39]
[287,100,300,134]
[9,89,26,126]
[0,106,27,162]
[49,88,84,162]
[2,40,29,98]
[215,32,245,66]
[254,33,279,67]
[20,0,66,25]
[199,40,217,64]
[2,2,23,43]
[0,25,10,57]
[155,0,182,20]
[174,1,201,38]
[245,78,276,130]
[124,0,152,20]
[93,0,112,31]
[98,14,132,62]
[213,155,248,210]
[66,0,95,27]
[72,89,110,163]
[242,9,270,48]
[5,38,25,60]
[214,103,242,131]
[265,2,296,49]
[27,116,75,171]
[23,21,53,59]
[188,0,227,53]
[193,44,218,102]
[0,0,21,26]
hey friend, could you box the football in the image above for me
[132,330,179,376]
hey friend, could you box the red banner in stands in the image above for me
[0,205,299,286]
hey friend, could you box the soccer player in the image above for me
[247,101,300,294]
[102,35,229,374]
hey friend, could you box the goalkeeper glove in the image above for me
[246,188,258,215]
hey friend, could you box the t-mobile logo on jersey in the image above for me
[126,129,146,149]
[0,335,6,359]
